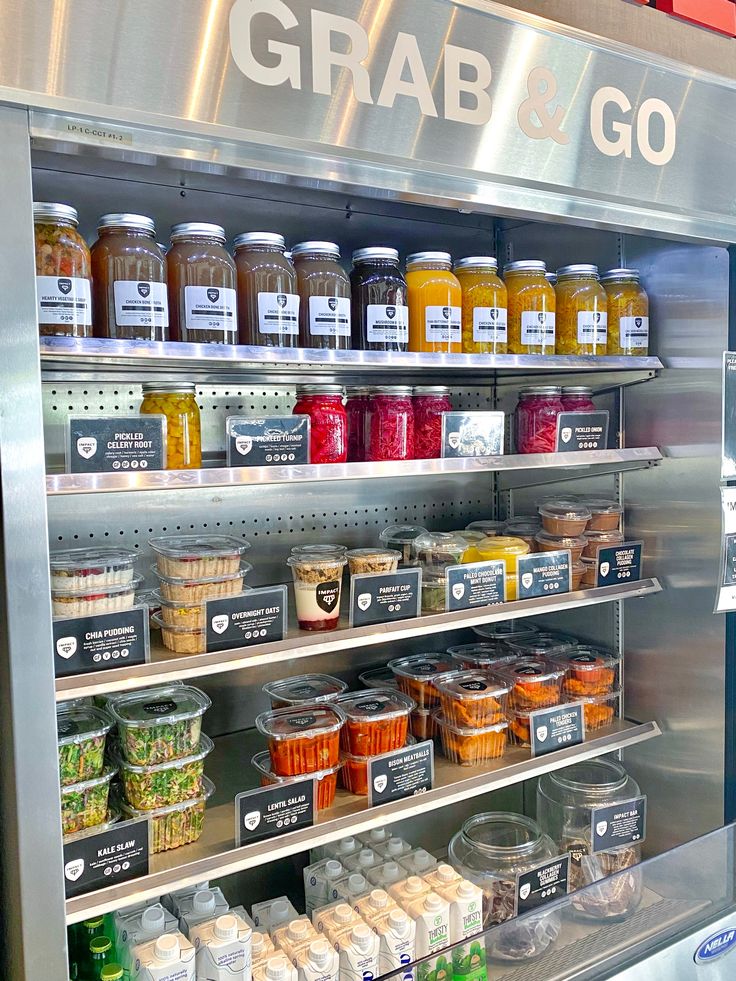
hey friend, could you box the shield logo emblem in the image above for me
[357,593,372,611]
[58,278,72,295]
[560,427,572,444]
[442,307,451,319]
[56,637,77,660]
[600,562,610,578]
[137,282,151,298]
[596,821,608,838]
[538,312,545,323]
[452,583,465,601]
[211,614,229,635]
[594,312,601,323]
[244,810,261,832]
[519,883,531,901]
[373,775,388,794]
[76,437,97,459]
[536,725,549,742]
[635,317,643,328]
[448,432,461,450]
[521,572,533,589]
[489,308,497,320]
[328,297,338,312]
[276,293,288,308]
[235,435,253,456]
[207,287,220,303]
[64,858,85,882]
[385,306,396,319]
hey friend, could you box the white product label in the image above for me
[258,291,300,335]
[36,275,91,326]
[113,280,169,328]
[619,315,649,349]
[521,310,556,346]
[183,285,236,333]
[367,304,409,344]
[425,305,461,344]
[577,310,608,347]
[473,306,507,343]
[308,295,351,337]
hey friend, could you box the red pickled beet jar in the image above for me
[561,386,596,412]
[366,386,415,461]
[514,385,564,454]
[413,386,453,459]
[346,387,370,462]
[293,385,348,463]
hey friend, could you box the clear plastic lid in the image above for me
[503,519,542,537]
[538,503,592,523]
[446,643,518,670]
[535,531,587,549]
[51,574,143,598]
[151,611,206,635]
[290,544,348,556]
[580,498,624,515]
[584,529,625,543]
[108,685,211,728]
[251,750,343,782]
[476,536,530,557]
[149,535,250,560]
[472,620,540,641]
[152,562,252,588]
[413,532,468,564]
[335,689,415,722]
[153,589,252,613]
[548,645,620,673]
[255,704,345,742]
[263,674,348,706]
[345,548,401,570]
[388,654,456,683]
[57,705,113,745]
[60,765,117,797]
[378,525,428,546]
[505,633,578,657]
[465,520,504,536]
[114,733,213,774]
[433,712,509,738]
[433,671,509,703]
[119,774,214,819]
[495,658,566,685]
[358,666,400,690]
[50,547,137,572]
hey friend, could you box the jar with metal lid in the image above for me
[140,383,202,470]
[514,387,564,454]
[448,812,562,961]
[366,386,414,461]
[601,269,649,355]
[504,260,556,355]
[346,387,370,463]
[166,223,237,344]
[555,264,608,355]
[33,202,92,337]
[292,241,351,350]
[293,385,347,464]
[454,256,508,354]
[234,232,299,348]
[561,386,595,412]
[350,247,409,352]
[545,272,558,287]
[413,386,453,460]
[406,252,462,353]
[91,214,168,341]
[537,759,643,921]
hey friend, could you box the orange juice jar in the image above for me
[454,256,508,354]
[504,260,556,355]
[406,252,462,353]
[555,264,608,356]
[601,268,649,355]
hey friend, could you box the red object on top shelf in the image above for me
[656,0,736,36]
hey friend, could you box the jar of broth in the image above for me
[292,241,351,350]
[166,223,237,344]
[350,248,409,352]
[234,232,299,347]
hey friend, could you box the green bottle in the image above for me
[76,917,106,980]
[100,966,124,981]
[89,935,114,980]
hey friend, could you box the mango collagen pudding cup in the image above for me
[287,546,347,631]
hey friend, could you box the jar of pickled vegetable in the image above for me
[366,386,414,461]
[140,383,202,470]
[234,232,299,348]
[601,269,649,355]
[561,387,595,412]
[504,260,556,355]
[350,248,409,352]
[406,252,462,353]
[346,387,370,462]
[33,202,92,337]
[91,213,168,341]
[167,223,237,344]
[454,257,508,354]
[293,385,347,464]
[555,264,608,356]
[514,386,563,454]
[292,241,351,350]
[546,272,558,287]
[413,386,453,459]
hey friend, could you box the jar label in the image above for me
[619,316,649,349]
[425,305,461,344]
[521,310,555,345]
[473,306,507,343]
[184,285,237,333]
[113,280,169,329]
[36,275,92,326]
[258,292,300,335]
[577,310,608,347]
[308,295,351,337]
[367,304,409,344]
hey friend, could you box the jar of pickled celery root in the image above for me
[504,260,556,354]
[555,264,608,355]
[140,383,202,470]
[601,269,649,355]
[454,256,508,354]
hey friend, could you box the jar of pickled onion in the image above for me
[293,385,347,464]
[601,268,649,355]
[454,256,508,354]
[555,264,608,356]
[514,386,564,454]
[366,386,414,461]
[406,252,462,353]
[561,386,595,412]
[504,260,556,355]
[140,383,202,469]
[413,386,453,459]
[346,387,370,462]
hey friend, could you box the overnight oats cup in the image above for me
[149,535,250,579]
[287,546,347,631]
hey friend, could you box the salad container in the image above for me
[109,685,211,765]
[57,705,114,786]
[51,576,143,618]
[264,674,348,709]
[50,547,137,590]
[153,563,251,603]
[149,534,250,579]
[336,689,414,756]
[388,654,456,709]
[63,804,121,841]
[116,733,213,809]
[358,666,400,690]
[433,672,509,727]
[256,704,345,776]
[252,751,343,811]
[119,775,214,853]
[549,646,621,697]
[61,766,116,835]
[494,659,565,711]
[434,713,508,766]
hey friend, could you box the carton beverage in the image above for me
[120,905,178,979]
[399,850,438,878]
[252,899,299,934]
[375,908,416,980]
[436,880,486,981]
[332,873,371,907]
[355,889,400,929]
[163,885,210,918]
[252,954,297,981]
[250,931,276,969]
[357,827,392,849]
[366,861,406,890]
[271,917,319,962]
[294,939,339,981]
[311,901,361,940]
[397,891,450,981]
[189,912,252,981]
[334,924,380,981]
[303,861,345,917]
[422,865,461,896]
[323,836,361,863]
[375,837,412,861]
[131,931,195,981]
[343,849,380,874]
[389,876,431,907]
[179,889,229,937]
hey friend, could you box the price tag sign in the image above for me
[53,606,149,677]
[515,856,569,916]
[445,561,505,610]
[226,415,310,467]
[530,702,585,757]
[205,586,287,652]
[722,353,736,479]
[235,779,315,847]
[591,796,647,853]
[517,550,571,600]
[368,741,434,806]
[63,817,149,898]
[66,416,165,473]
[717,489,736,612]
[555,411,609,452]
[441,412,505,458]
[596,542,643,586]
[349,567,421,628]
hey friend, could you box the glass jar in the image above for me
[561,386,596,412]
[555,264,608,356]
[454,256,508,354]
[514,386,564,454]
[234,232,299,347]
[140,383,202,469]
[406,252,462,353]
[601,269,649,355]
[33,202,92,337]
[504,260,556,355]
[345,387,370,463]
[413,386,453,459]
[293,385,347,464]
[448,812,562,961]
[350,248,409,352]
[91,213,168,341]
[292,241,351,350]
[537,760,643,921]
[366,386,414,461]
[545,272,557,287]
[166,223,237,344]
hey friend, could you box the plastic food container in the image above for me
[409,707,439,742]
[109,685,211,766]
[61,767,116,835]
[340,736,416,796]
[149,535,250,579]
[153,563,251,603]
[471,620,539,644]
[535,531,587,562]
[358,666,399,690]
[580,499,623,532]
[581,558,598,587]
[503,519,541,551]
[580,690,620,731]
[549,646,621,697]
[141,383,201,470]
[421,573,449,613]
[264,674,348,709]
[476,536,530,574]
[507,708,533,747]
[538,503,592,537]
[494,659,565,711]
[455,529,486,564]
[465,520,504,538]
[256,704,344,776]
[152,611,206,655]
[116,733,213,809]
[119,775,214,853]
[413,531,468,573]
[388,654,456,709]
[252,751,343,811]
[506,574,518,601]
[504,632,577,659]
[293,385,347,464]
[366,386,414,461]
[514,386,563,454]
[346,548,401,576]
[378,525,428,566]
[336,690,415,756]
[435,713,508,766]
[49,547,137,591]
[57,705,114,786]
[446,642,518,672]
[63,805,121,842]
[434,672,509,727]
[413,386,453,459]
[583,530,625,559]
[51,576,143,618]
[571,560,585,590]
[287,546,347,632]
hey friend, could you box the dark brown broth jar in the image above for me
[166,223,237,344]
[234,232,300,347]
[34,202,92,337]
[292,241,351,350]
[350,247,409,352]
[91,213,168,340]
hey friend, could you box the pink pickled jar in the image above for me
[413,385,453,459]
[561,386,596,412]
[366,386,415,461]
[346,387,370,462]
[514,386,564,454]
[293,384,347,463]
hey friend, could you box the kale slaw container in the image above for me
[109,685,211,766]
[57,704,114,786]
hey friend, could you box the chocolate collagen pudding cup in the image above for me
[539,502,592,536]
[580,498,624,532]
[287,546,347,631]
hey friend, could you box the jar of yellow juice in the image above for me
[504,260,556,355]
[406,252,462,353]
[140,382,202,470]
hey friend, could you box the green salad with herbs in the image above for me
[121,757,205,809]
[57,706,112,786]
[150,800,206,853]
[61,771,113,836]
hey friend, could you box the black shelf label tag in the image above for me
[205,586,287,652]
[63,817,149,898]
[235,779,315,847]
[596,541,643,587]
[53,606,149,677]
[67,416,165,473]
[591,796,647,853]
[441,411,505,457]
[349,567,421,628]
[555,411,609,451]
[368,741,434,806]
[516,855,569,916]
[445,561,505,610]
[517,550,571,600]
[530,702,585,757]
[226,415,309,466]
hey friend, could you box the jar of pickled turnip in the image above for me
[293,385,347,464]
[140,383,202,470]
